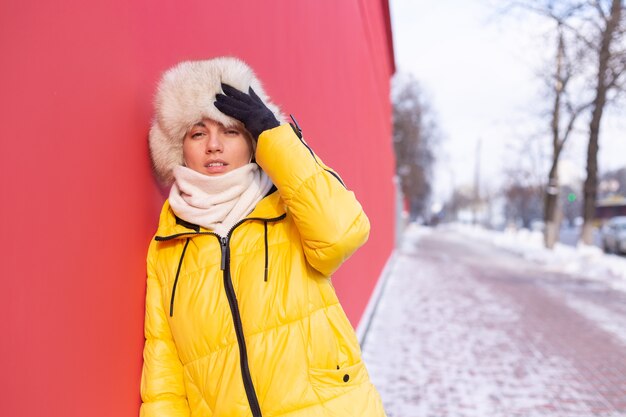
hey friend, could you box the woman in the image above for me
[141,57,386,417]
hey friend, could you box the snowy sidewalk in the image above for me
[362,225,626,417]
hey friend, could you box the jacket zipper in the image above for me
[216,215,283,417]
[157,214,285,417]
[219,232,262,417]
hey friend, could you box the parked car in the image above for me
[601,216,626,254]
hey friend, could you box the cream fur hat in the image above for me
[148,57,285,185]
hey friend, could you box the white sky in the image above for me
[389,0,626,204]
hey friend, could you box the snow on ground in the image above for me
[363,225,616,417]
[362,224,626,417]
[556,294,626,347]
[444,223,626,294]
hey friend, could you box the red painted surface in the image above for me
[0,1,394,415]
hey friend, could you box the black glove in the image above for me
[214,83,280,140]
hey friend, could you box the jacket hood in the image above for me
[149,57,285,185]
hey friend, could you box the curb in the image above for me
[356,250,398,348]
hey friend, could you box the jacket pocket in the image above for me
[309,360,368,388]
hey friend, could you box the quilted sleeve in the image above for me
[139,244,190,417]
[255,123,370,277]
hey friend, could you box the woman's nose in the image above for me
[205,133,223,153]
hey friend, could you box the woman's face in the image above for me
[182,118,253,176]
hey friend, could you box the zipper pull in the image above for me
[220,236,228,271]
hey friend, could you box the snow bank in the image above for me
[442,223,626,294]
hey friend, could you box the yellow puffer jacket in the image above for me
[140,124,387,417]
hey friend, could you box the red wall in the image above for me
[0,1,395,415]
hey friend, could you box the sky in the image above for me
[389,0,626,206]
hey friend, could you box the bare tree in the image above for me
[499,121,548,229]
[495,1,592,247]
[501,137,545,228]
[443,186,475,222]
[544,21,591,248]
[581,0,624,244]
[392,73,439,222]
[501,0,625,245]
[503,182,544,228]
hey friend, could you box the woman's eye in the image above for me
[191,132,204,138]
[225,129,240,135]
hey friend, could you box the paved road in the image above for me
[362,226,626,417]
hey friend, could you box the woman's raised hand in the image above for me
[214,83,280,140]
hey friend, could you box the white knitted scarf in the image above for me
[169,163,273,236]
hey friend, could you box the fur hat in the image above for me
[149,57,285,185]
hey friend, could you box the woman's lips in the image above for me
[204,161,228,174]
